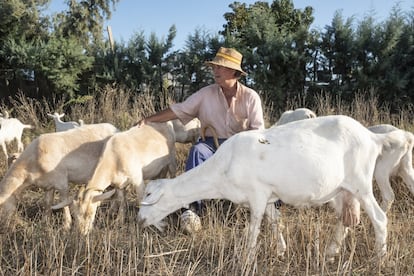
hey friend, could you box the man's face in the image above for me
[210,64,237,84]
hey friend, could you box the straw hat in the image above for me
[205,47,247,76]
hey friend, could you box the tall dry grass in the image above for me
[0,87,414,275]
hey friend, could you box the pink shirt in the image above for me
[170,82,265,139]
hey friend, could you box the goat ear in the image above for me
[51,198,73,209]
[92,189,116,203]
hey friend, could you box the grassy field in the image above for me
[0,87,413,275]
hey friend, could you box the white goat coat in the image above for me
[275,107,316,126]
[0,123,118,228]
[138,115,391,259]
[0,117,32,160]
[47,112,80,132]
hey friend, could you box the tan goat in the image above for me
[53,122,177,235]
[0,123,118,229]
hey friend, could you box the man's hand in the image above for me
[135,118,146,127]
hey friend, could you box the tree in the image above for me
[145,25,176,102]
[120,31,149,91]
[0,0,123,101]
[221,0,314,108]
[353,15,381,89]
[179,29,217,96]
[378,5,410,110]
[317,11,356,100]
[0,0,50,99]
[0,0,49,42]
[54,0,119,50]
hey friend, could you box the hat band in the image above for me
[216,52,241,65]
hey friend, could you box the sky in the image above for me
[47,0,414,50]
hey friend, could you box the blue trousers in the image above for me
[184,137,227,213]
[185,137,227,171]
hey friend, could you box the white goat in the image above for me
[368,123,398,133]
[52,122,177,235]
[138,115,399,261]
[47,112,80,132]
[171,118,200,144]
[326,123,414,258]
[368,124,414,211]
[0,123,118,229]
[275,107,317,126]
[0,115,33,161]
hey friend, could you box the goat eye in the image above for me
[146,193,151,197]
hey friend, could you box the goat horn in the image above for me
[140,191,163,206]
[92,189,116,203]
[51,197,73,209]
[201,124,220,149]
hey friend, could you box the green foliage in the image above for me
[222,0,314,109]
[37,36,94,95]
[0,35,93,98]
[1,0,414,112]
[0,0,49,41]
[54,0,119,50]
[0,0,49,80]
[180,28,217,93]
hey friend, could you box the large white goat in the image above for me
[368,124,414,211]
[274,107,316,126]
[0,115,33,161]
[47,112,80,132]
[137,115,402,261]
[0,123,118,229]
[53,122,177,235]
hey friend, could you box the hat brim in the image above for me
[205,61,247,76]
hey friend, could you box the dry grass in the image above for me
[0,87,414,275]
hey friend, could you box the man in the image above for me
[138,47,265,214]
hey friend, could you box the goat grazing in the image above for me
[47,112,80,132]
[138,115,396,261]
[0,115,33,162]
[52,122,177,235]
[0,123,118,229]
[274,107,316,126]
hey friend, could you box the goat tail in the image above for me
[201,125,220,149]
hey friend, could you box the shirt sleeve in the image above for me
[248,92,265,130]
[170,90,204,125]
